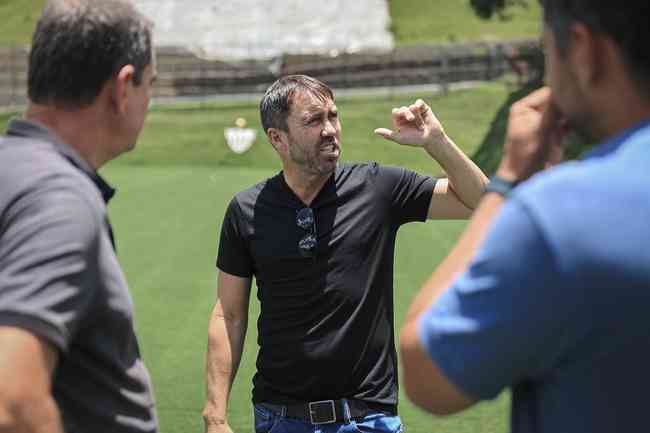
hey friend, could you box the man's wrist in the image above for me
[484,175,521,197]
[202,409,227,425]
[423,131,450,155]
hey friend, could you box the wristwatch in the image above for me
[484,175,520,197]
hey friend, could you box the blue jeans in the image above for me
[253,403,403,433]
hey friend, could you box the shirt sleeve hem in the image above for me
[416,311,495,401]
[216,264,253,279]
[0,312,68,353]
[419,177,437,222]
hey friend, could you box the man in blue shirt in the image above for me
[399,1,650,432]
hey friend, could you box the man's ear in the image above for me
[111,64,136,115]
[267,128,287,153]
[569,22,603,91]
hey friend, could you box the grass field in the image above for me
[105,167,510,433]
[1,83,516,432]
[0,0,46,45]
[389,0,542,45]
[2,1,540,46]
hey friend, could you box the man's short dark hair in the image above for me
[28,0,153,108]
[540,0,650,93]
[260,75,334,133]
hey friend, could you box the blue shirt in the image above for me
[418,119,650,433]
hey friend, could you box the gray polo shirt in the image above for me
[0,119,159,433]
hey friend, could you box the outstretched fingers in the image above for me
[374,127,397,142]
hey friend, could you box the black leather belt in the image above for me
[260,399,397,425]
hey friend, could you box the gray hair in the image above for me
[28,0,153,108]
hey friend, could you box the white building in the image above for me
[134,0,394,61]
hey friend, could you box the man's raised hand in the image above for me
[497,87,569,182]
[374,99,446,149]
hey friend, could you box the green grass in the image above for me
[0,0,46,46]
[389,0,542,45]
[104,165,510,433]
[2,83,516,432]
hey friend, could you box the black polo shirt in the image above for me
[217,162,436,406]
[0,119,158,433]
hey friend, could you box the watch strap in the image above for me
[484,175,520,197]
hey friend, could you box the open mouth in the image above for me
[320,140,340,157]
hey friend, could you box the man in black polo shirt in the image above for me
[202,75,488,433]
[0,1,158,432]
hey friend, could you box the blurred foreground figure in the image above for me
[400,1,650,432]
[202,74,488,433]
[0,1,158,432]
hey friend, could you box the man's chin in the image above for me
[109,142,136,164]
[321,155,339,172]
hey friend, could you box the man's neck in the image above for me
[593,77,650,142]
[282,166,333,207]
[25,104,109,170]
[598,104,650,143]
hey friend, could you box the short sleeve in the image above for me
[373,164,436,225]
[0,187,101,353]
[417,199,575,400]
[216,198,253,278]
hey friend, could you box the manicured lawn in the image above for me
[103,165,510,433]
[390,0,542,45]
[0,0,46,46]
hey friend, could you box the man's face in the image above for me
[282,91,342,176]
[543,24,597,141]
[121,61,157,153]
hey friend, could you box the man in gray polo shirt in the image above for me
[0,1,159,432]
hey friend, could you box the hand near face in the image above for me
[497,87,569,181]
[374,99,448,149]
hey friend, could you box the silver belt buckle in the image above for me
[308,399,336,424]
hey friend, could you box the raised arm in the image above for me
[399,87,567,415]
[202,271,252,433]
[0,327,64,433]
[375,99,488,219]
